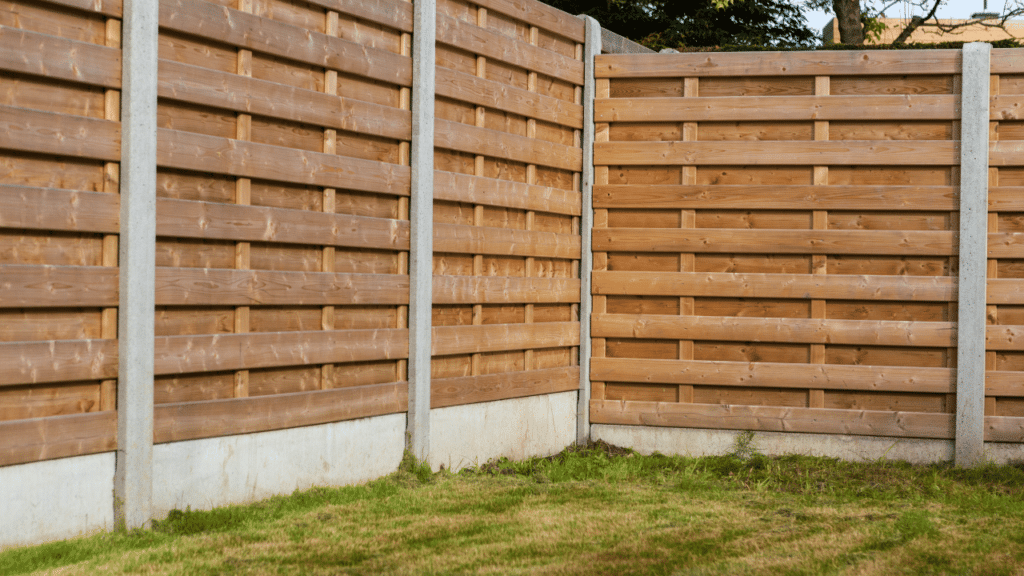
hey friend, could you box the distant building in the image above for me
[823,15,1024,44]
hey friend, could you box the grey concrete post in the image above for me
[956,42,991,468]
[407,0,435,461]
[576,16,600,446]
[114,0,158,529]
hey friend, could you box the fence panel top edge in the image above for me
[39,0,122,18]
[991,48,1024,73]
[468,0,586,43]
[304,0,413,33]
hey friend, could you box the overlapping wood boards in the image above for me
[591,50,965,439]
[152,0,412,442]
[0,0,123,465]
[431,0,584,407]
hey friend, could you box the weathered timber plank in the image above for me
[591,313,956,348]
[991,95,1024,120]
[986,325,1024,351]
[469,0,585,42]
[596,95,958,123]
[990,187,1024,211]
[990,141,1024,166]
[595,140,959,166]
[436,66,583,129]
[435,119,583,172]
[432,321,580,356]
[989,279,1024,305]
[595,50,961,78]
[434,223,581,259]
[0,265,118,308]
[590,399,954,439]
[594,184,957,211]
[431,366,579,409]
[985,415,1024,442]
[591,357,954,394]
[433,275,580,304]
[989,233,1024,258]
[592,229,955,256]
[0,411,116,467]
[155,268,408,306]
[154,329,408,375]
[157,129,410,196]
[593,271,956,302]
[156,198,409,250]
[302,0,412,32]
[159,60,411,141]
[154,382,408,443]
[986,371,1024,396]
[435,13,583,85]
[0,104,120,162]
[0,26,121,88]
[40,0,122,16]
[0,339,117,387]
[159,0,412,86]
[0,185,119,233]
[434,171,581,216]
[991,49,1024,74]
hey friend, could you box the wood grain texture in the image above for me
[593,229,955,256]
[0,185,119,233]
[0,411,116,466]
[596,51,961,78]
[435,66,582,129]
[303,0,412,32]
[434,223,581,259]
[468,0,585,42]
[0,25,121,88]
[986,326,1024,351]
[153,381,407,443]
[431,366,579,408]
[985,415,1024,442]
[991,49,1024,74]
[0,339,117,386]
[435,119,583,172]
[433,275,580,304]
[989,279,1024,305]
[595,140,959,166]
[591,399,954,439]
[990,141,1024,166]
[0,265,118,307]
[986,371,1024,396]
[434,170,581,216]
[594,271,956,302]
[0,104,120,162]
[155,268,408,306]
[592,313,955,348]
[989,233,1024,258]
[432,321,580,356]
[990,187,1024,211]
[592,357,954,393]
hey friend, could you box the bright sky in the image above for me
[799,0,1019,33]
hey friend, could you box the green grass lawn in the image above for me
[5,435,1024,575]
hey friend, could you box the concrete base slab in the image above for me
[0,452,115,550]
[592,425,1023,465]
[429,392,577,471]
[152,413,406,516]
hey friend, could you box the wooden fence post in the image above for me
[577,15,600,446]
[407,0,436,461]
[114,0,158,529]
[956,42,991,468]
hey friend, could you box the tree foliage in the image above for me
[536,0,816,49]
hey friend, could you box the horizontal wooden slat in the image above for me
[0,185,119,233]
[154,329,408,375]
[303,0,412,32]
[434,275,580,305]
[593,271,956,302]
[432,321,579,356]
[596,50,961,78]
[595,140,959,166]
[594,184,958,211]
[0,26,121,88]
[156,198,409,250]
[985,415,1024,442]
[986,325,1024,351]
[0,339,117,387]
[989,233,1024,258]
[159,0,412,86]
[591,399,954,439]
[432,366,579,409]
[469,0,585,42]
[155,268,408,306]
[436,66,582,129]
[436,12,583,85]
[434,171,581,216]
[991,95,1024,120]
[0,104,120,162]
[157,128,410,196]
[592,313,955,348]
[158,60,411,141]
[0,411,116,467]
[990,141,1024,166]
[40,0,122,16]
[991,49,1024,74]
[1,265,118,308]
[989,187,1024,211]
[592,358,954,394]
[154,382,407,443]
[435,119,582,172]
[986,371,1024,397]
[989,280,1024,305]
[597,95,958,123]
[593,229,955,256]
[435,223,580,259]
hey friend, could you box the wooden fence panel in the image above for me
[0,0,122,465]
[430,0,584,407]
[591,50,967,439]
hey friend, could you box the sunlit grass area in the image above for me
[5,435,1024,575]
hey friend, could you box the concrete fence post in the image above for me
[114,0,158,529]
[956,42,991,468]
[407,0,436,461]
[576,16,600,446]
